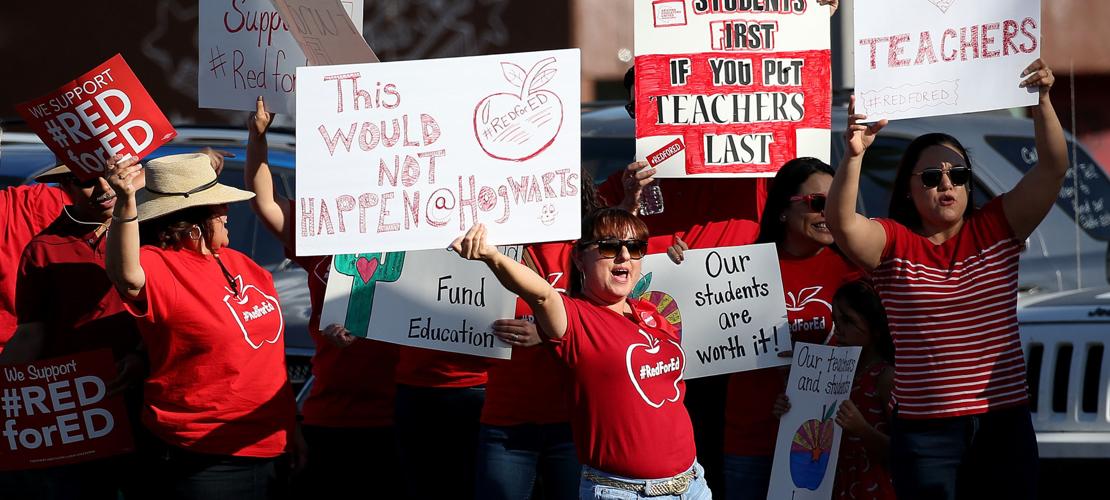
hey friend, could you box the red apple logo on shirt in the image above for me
[223,275,284,350]
[785,286,832,344]
[625,329,684,409]
[473,57,564,162]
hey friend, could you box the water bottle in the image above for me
[639,180,665,216]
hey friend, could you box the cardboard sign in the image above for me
[635,243,791,379]
[768,342,861,500]
[294,49,581,255]
[319,246,521,359]
[271,0,377,66]
[198,0,365,113]
[854,0,1041,121]
[633,0,833,178]
[0,350,133,471]
[14,55,177,181]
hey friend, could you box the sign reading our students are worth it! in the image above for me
[15,55,177,181]
[634,0,833,177]
[0,350,133,470]
[295,49,581,255]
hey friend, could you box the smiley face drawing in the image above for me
[539,204,558,225]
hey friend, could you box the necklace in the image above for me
[62,206,110,240]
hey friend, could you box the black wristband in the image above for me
[112,214,139,223]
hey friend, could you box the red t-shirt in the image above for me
[554,295,696,479]
[873,198,1026,419]
[724,247,860,456]
[395,347,491,388]
[15,211,139,359]
[0,184,69,349]
[123,247,294,457]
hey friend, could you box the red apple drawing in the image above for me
[625,329,684,408]
[785,285,832,344]
[223,275,285,350]
[473,57,564,162]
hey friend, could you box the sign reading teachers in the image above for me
[634,0,833,177]
[636,243,790,378]
[768,342,861,500]
[319,247,520,359]
[854,0,1041,121]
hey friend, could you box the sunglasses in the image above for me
[914,166,971,188]
[580,238,648,260]
[62,176,99,189]
[788,193,826,213]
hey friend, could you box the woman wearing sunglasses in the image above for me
[826,59,1066,500]
[453,208,710,499]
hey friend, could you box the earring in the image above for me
[188,225,202,240]
[779,214,787,222]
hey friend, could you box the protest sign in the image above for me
[854,0,1041,121]
[294,49,581,255]
[14,55,177,181]
[272,0,377,66]
[0,350,133,471]
[198,0,365,113]
[633,0,833,177]
[635,243,791,378]
[319,246,521,359]
[768,342,861,500]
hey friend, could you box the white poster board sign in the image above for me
[294,49,582,255]
[272,0,377,65]
[198,0,364,113]
[636,243,790,379]
[319,246,520,359]
[854,0,1041,121]
[768,342,862,500]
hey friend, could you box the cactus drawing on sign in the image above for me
[332,252,406,337]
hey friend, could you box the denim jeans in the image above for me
[473,423,580,500]
[394,384,485,500]
[136,436,281,500]
[578,462,712,499]
[721,454,771,500]
[889,405,1038,500]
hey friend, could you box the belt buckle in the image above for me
[647,475,691,496]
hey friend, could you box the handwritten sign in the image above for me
[14,55,177,181]
[635,243,790,379]
[633,0,832,177]
[272,0,377,66]
[0,350,133,470]
[294,49,581,255]
[854,0,1041,121]
[768,342,861,500]
[319,247,521,359]
[198,0,365,113]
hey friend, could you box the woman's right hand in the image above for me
[451,224,500,262]
[320,323,357,349]
[844,95,887,158]
[666,236,688,264]
[249,96,274,138]
[103,155,144,200]
[772,393,791,418]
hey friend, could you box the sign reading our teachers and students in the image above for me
[198,0,366,114]
[294,49,581,255]
[0,350,134,471]
[319,246,521,359]
[854,0,1041,121]
[14,55,177,181]
[768,342,861,500]
[636,243,791,378]
[633,0,833,177]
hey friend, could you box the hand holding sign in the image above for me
[103,155,145,198]
[1019,58,1054,100]
[492,319,540,347]
[844,96,887,158]
[451,224,501,263]
[249,96,276,138]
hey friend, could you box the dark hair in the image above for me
[139,205,218,248]
[889,133,976,230]
[832,280,894,364]
[756,157,835,245]
[570,208,649,295]
[580,167,603,217]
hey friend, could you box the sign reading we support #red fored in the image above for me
[15,54,177,181]
[0,350,133,470]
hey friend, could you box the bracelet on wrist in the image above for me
[112,214,139,223]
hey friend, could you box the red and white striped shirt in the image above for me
[872,198,1027,419]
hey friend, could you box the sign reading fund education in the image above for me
[853,0,1041,121]
[319,247,520,358]
[15,55,177,181]
[633,0,833,177]
[635,243,791,378]
[295,49,582,255]
[0,350,134,471]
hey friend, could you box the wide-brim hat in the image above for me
[136,153,254,222]
[34,164,73,183]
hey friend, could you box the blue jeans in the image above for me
[889,405,1038,500]
[721,454,771,500]
[474,423,580,500]
[578,462,712,500]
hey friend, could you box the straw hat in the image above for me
[135,153,254,222]
[34,164,73,183]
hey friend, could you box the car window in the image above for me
[856,137,992,218]
[582,137,634,185]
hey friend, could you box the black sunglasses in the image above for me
[62,176,99,189]
[580,238,647,260]
[788,193,826,213]
[914,166,971,188]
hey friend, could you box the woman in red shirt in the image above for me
[454,208,710,499]
[826,59,1065,500]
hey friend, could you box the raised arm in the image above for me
[452,224,568,339]
[104,156,147,298]
[245,96,291,243]
[1003,59,1068,241]
[826,96,889,272]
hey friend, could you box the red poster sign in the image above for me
[15,54,177,180]
[0,350,134,470]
